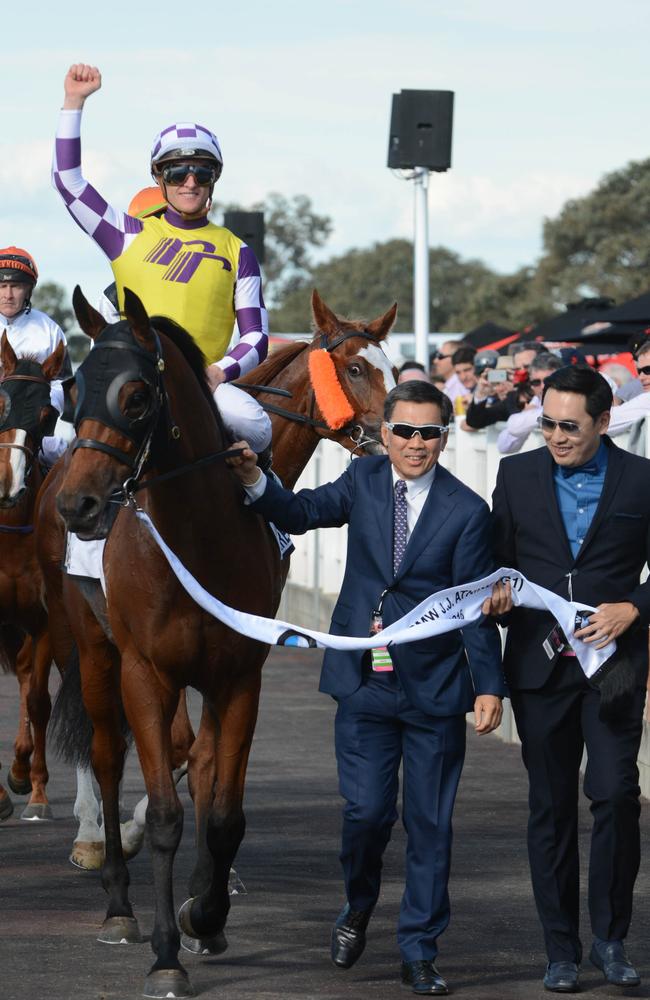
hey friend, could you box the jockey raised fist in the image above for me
[63,64,102,110]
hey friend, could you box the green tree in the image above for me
[269,240,496,333]
[212,192,332,306]
[31,280,90,364]
[448,267,554,333]
[537,158,650,305]
[31,281,75,331]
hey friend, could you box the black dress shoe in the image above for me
[401,960,449,995]
[543,962,580,993]
[590,939,640,987]
[330,904,372,969]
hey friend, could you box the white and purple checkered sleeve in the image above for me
[219,244,269,381]
[52,110,143,262]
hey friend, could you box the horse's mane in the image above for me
[150,315,222,426]
[237,340,309,387]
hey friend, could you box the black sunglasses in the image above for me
[160,163,218,186]
[385,421,449,441]
[537,415,582,436]
[433,351,453,361]
[637,365,650,376]
[528,378,544,387]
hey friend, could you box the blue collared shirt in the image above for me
[553,440,608,559]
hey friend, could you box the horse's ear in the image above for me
[72,286,107,342]
[1,330,17,376]
[42,340,66,382]
[311,289,340,340]
[366,302,398,342]
[123,288,156,351]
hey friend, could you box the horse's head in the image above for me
[56,287,168,539]
[308,290,397,455]
[0,333,63,508]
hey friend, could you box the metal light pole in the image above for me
[387,89,454,367]
[413,168,430,367]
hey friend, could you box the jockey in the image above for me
[0,247,71,465]
[98,188,168,324]
[53,63,272,456]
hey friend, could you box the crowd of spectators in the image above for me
[395,336,650,455]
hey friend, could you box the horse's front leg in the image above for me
[179,673,262,951]
[122,648,191,999]
[8,635,34,797]
[75,621,142,946]
[22,627,54,821]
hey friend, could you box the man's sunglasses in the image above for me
[537,415,582,436]
[385,421,449,440]
[528,378,545,387]
[433,351,453,361]
[637,365,650,376]
[159,163,218,186]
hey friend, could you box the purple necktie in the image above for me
[393,479,408,576]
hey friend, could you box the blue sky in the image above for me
[4,0,650,311]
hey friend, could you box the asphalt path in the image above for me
[0,650,649,1000]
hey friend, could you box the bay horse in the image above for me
[45,289,396,870]
[50,287,395,998]
[0,333,64,821]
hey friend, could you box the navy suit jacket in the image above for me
[251,455,505,715]
[491,437,650,691]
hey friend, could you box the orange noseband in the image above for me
[307,349,355,430]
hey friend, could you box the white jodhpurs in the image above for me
[214,382,272,453]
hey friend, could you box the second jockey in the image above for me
[0,247,71,466]
[52,63,272,456]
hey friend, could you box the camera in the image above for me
[487,369,508,384]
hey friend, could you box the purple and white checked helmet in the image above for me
[150,122,223,177]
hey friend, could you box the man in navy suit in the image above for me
[229,381,505,996]
[485,365,650,993]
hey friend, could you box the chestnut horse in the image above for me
[0,333,64,821]
[50,288,395,998]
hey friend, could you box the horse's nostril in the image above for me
[78,495,101,521]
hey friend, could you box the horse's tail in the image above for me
[0,624,26,675]
[48,645,93,767]
[48,645,134,767]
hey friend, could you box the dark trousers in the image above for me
[511,657,644,963]
[334,669,466,961]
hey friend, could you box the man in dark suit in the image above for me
[485,365,650,993]
[228,380,505,996]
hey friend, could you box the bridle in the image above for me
[238,327,386,455]
[70,326,241,506]
[0,371,54,480]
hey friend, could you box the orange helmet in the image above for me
[0,247,38,285]
[128,187,167,219]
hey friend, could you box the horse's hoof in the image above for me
[120,819,145,861]
[181,931,228,956]
[143,969,194,998]
[0,793,14,821]
[6,769,31,796]
[229,867,247,895]
[21,802,54,822]
[69,840,105,870]
[97,915,143,945]
[177,898,198,938]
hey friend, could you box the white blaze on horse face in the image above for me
[8,430,28,497]
[358,344,396,395]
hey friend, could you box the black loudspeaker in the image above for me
[224,210,265,264]
[387,90,454,171]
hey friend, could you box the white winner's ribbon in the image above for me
[135,510,615,680]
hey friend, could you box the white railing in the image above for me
[279,418,650,795]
